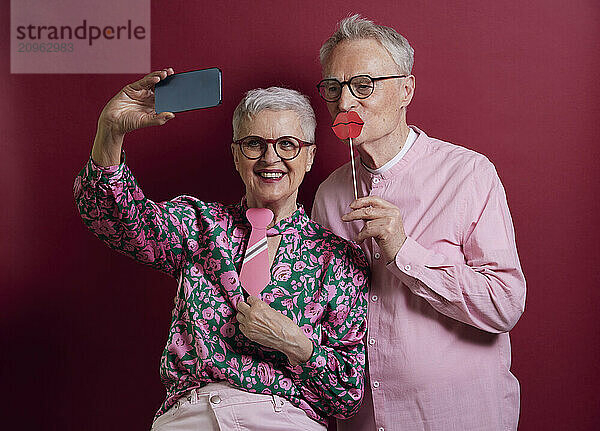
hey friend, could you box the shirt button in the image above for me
[371,295,378,302]
[404,264,411,272]
[378,428,385,431]
[373,177,380,184]
[374,252,381,259]
[210,395,222,404]
[369,338,376,345]
[373,381,380,388]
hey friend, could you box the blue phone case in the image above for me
[154,68,222,113]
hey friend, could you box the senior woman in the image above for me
[74,69,368,430]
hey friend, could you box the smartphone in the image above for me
[154,67,222,113]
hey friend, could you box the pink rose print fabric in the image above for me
[74,158,369,426]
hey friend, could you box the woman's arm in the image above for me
[75,158,199,277]
[285,245,369,419]
[74,69,196,277]
[91,69,175,166]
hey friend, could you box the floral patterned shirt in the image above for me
[73,158,369,425]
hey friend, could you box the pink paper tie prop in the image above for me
[332,111,364,200]
[239,208,274,297]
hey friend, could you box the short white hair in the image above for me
[232,87,316,142]
[320,14,414,75]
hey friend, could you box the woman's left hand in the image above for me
[236,296,313,365]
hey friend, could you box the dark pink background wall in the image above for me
[2,1,599,429]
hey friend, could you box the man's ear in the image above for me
[400,75,416,109]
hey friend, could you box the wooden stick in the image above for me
[349,137,358,200]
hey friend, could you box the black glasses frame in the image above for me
[316,74,407,102]
[232,135,314,161]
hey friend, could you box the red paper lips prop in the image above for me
[332,111,364,139]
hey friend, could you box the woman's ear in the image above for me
[231,144,240,172]
[305,146,317,172]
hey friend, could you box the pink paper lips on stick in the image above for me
[332,111,364,139]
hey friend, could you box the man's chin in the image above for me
[341,136,365,147]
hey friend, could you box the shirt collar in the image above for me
[358,126,426,181]
[361,127,418,175]
[267,205,306,236]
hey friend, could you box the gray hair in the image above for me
[320,14,414,75]
[232,87,316,143]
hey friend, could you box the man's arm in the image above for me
[387,161,526,333]
[320,160,525,334]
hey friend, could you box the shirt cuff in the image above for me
[89,151,126,173]
[286,343,327,380]
[85,153,127,186]
[385,236,431,286]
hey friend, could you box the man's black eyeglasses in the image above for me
[317,74,407,102]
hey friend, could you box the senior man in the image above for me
[312,15,526,431]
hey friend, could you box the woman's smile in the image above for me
[255,168,286,182]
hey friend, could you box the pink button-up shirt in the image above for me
[312,127,526,431]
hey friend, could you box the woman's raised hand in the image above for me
[99,68,176,134]
[92,68,175,166]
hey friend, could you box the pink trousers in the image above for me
[150,382,327,431]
